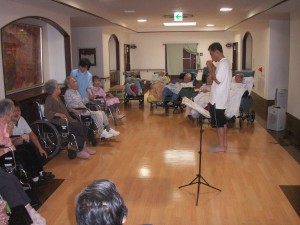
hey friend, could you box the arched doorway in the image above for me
[242,32,253,70]
[108,34,120,86]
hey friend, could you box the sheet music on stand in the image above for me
[182,97,210,119]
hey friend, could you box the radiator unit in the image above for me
[267,106,286,131]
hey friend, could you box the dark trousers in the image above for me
[15,142,45,177]
[0,170,31,208]
[68,122,88,150]
[0,144,44,178]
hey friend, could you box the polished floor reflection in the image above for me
[39,99,300,225]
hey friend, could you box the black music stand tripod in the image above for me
[178,114,221,206]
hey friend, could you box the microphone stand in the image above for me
[179,115,221,206]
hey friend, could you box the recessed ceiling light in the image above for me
[137,19,147,22]
[124,10,136,13]
[206,24,215,27]
[220,7,232,12]
[163,22,197,26]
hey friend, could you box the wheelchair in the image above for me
[89,97,121,125]
[30,102,84,159]
[0,146,31,190]
[124,76,145,106]
[156,87,196,114]
[0,145,42,208]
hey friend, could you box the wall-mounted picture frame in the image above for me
[1,23,43,94]
[79,48,96,66]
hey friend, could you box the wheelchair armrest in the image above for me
[73,107,87,111]
[68,111,79,119]
[95,95,105,99]
[0,145,15,151]
[9,135,20,138]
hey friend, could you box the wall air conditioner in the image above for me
[267,106,286,131]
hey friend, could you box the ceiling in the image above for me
[13,0,300,32]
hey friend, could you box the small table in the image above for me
[109,85,125,102]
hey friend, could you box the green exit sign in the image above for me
[174,12,183,21]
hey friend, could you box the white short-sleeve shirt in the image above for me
[12,116,32,135]
[210,58,231,109]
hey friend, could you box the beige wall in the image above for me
[288,12,300,119]
[0,0,299,120]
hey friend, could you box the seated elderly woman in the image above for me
[64,76,120,139]
[225,73,249,118]
[184,73,250,120]
[147,71,170,103]
[185,75,213,119]
[0,99,46,224]
[44,79,96,159]
[91,75,125,120]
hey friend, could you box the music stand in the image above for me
[179,97,221,206]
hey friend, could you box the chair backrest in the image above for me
[34,101,47,120]
[179,72,197,83]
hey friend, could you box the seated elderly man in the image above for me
[64,76,120,139]
[151,71,170,85]
[124,71,143,96]
[158,73,194,106]
[10,100,54,184]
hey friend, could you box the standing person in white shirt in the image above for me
[207,42,231,153]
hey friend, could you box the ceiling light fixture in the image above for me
[137,19,147,22]
[206,24,215,27]
[164,22,196,26]
[124,10,136,13]
[220,7,232,12]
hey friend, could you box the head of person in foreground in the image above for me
[75,179,128,225]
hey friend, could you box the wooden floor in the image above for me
[39,95,300,225]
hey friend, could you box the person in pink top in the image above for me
[0,99,16,157]
[92,75,125,120]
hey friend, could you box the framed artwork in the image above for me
[1,23,43,94]
[79,48,96,66]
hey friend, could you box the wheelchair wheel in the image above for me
[239,112,244,128]
[250,110,255,123]
[68,149,77,159]
[30,120,61,159]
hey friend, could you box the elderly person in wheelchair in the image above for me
[0,99,46,224]
[0,99,53,185]
[44,79,96,159]
[64,76,120,139]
